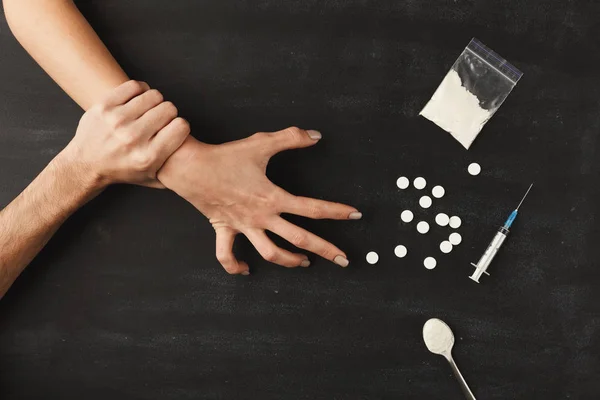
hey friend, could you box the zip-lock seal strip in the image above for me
[466,38,523,84]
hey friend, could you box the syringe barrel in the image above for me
[474,229,508,270]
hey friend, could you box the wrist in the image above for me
[54,145,108,195]
[156,136,204,194]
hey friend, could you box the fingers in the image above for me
[136,100,179,139]
[150,118,191,166]
[104,80,150,107]
[282,194,362,220]
[267,217,349,267]
[245,229,310,268]
[260,126,322,157]
[215,228,249,275]
[120,88,165,120]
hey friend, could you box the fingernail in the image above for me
[300,259,311,267]
[348,212,362,220]
[334,255,349,268]
[241,270,250,276]
[307,130,322,140]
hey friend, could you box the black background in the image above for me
[1,1,600,399]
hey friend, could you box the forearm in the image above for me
[0,148,101,298]
[3,0,198,182]
[3,0,128,110]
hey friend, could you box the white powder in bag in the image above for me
[420,69,492,149]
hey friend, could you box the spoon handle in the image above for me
[447,355,476,400]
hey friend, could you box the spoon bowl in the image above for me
[423,318,476,400]
[423,318,455,357]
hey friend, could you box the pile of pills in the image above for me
[366,162,480,269]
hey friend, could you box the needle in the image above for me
[515,183,534,211]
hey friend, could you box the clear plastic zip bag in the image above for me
[420,38,523,149]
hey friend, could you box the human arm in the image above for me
[2,0,128,110]
[0,81,190,298]
[0,148,99,298]
[3,0,362,275]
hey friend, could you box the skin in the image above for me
[3,0,362,275]
[0,80,190,299]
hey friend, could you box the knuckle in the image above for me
[285,126,304,141]
[132,152,154,171]
[336,207,350,218]
[290,232,308,248]
[108,111,127,128]
[127,80,145,92]
[118,130,137,146]
[162,101,178,117]
[148,89,163,103]
[262,248,279,263]
[320,246,336,260]
[218,258,238,274]
[92,103,108,115]
[98,107,111,123]
[307,205,324,219]
[173,117,190,134]
[216,249,232,264]
[265,191,283,210]
[249,213,270,228]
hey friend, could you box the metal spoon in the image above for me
[423,318,476,400]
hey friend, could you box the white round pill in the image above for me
[419,196,432,209]
[394,245,407,258]
[435,213,449,227]
[401,210,414,223]
[449,216,462,229]
[440,241,453,254]
[396,176,410,189]
[366,251,379,265]
[424,257,437,270]
[417,221,430,234]
[468,163,481,176]
[413,177,427,190]
[432,185,445,198]
[449,232,462,245]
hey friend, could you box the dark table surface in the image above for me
[1,1,599,399]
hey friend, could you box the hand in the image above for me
[157,127,362,275]
[63,80,190,189]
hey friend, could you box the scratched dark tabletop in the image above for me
[1,1,599,399]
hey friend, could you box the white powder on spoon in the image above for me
[420,70,491,149]
[423,318,453,354]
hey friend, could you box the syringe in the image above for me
[469,183,533,283]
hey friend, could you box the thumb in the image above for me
[262,126,322,156]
